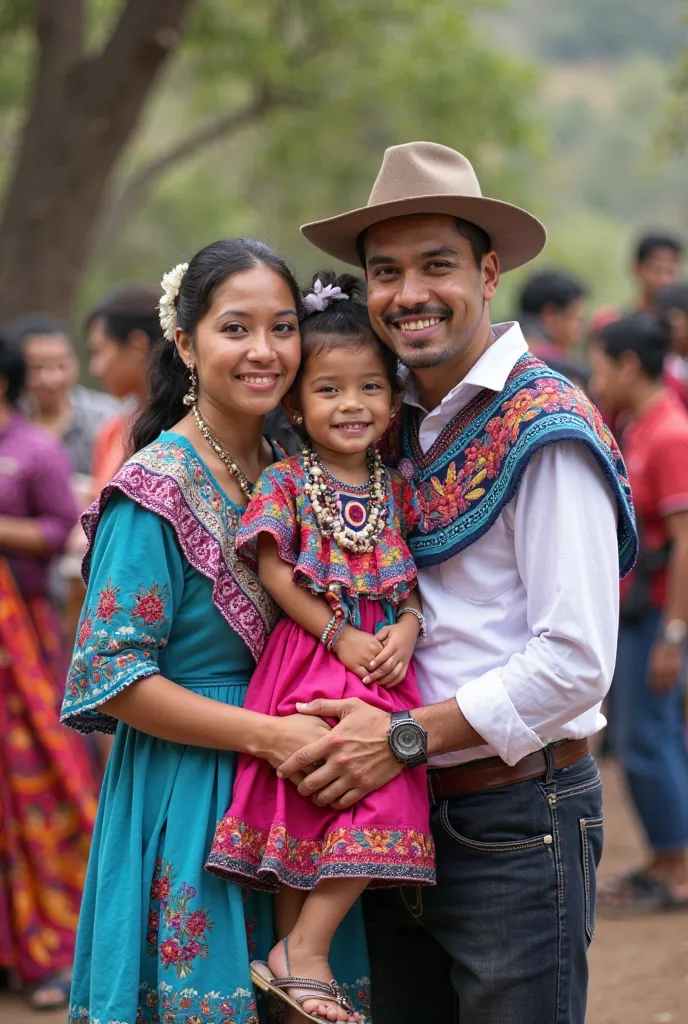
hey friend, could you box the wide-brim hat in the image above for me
[301,141,546,272]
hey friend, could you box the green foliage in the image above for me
[79,0,541,315]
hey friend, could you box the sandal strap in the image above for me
[272,976,354,1011]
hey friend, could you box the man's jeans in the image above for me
[363,752,603,1024]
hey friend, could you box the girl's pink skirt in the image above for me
[206,599,435,891]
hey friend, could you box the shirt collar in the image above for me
[403,321,529,413]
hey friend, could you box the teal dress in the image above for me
[61,433,370,1024]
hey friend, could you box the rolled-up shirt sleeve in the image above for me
[455,442,620,765]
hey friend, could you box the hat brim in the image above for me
[301,195,546,273]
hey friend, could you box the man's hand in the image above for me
[263,713,331,788]
[277,698,402,809]
[649,640,685,693]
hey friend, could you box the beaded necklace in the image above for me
[192,404,253,499]
[301,446,387,553]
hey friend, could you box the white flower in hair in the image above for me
[303,278,349,314]
[159,262,189,341]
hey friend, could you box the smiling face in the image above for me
[290,335,395,460]
[364,213,499,375]
[176,265,301,419]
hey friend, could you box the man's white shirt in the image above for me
[404,322,620,767]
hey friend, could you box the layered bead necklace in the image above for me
[302,446,387,553]
[192,404,253,499]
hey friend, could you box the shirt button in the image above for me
[543,834,553,845]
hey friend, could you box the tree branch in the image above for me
[90,83,302,260]
[79,0,193,110]
[35,0,84,74]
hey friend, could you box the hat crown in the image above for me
[368,142,483,207]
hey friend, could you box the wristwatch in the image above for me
[662,619,688,647]
[388,710,428,768]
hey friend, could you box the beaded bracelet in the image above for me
[396,606,427,640]
[321,613,346,651]
[326,618,347,651]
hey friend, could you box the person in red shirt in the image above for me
[589,313,688,914]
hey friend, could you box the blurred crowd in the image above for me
[1,233,687,1009]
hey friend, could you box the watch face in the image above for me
[393,724,424,760]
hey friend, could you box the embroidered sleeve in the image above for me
[390,471,423,539]
[61,492,184,733]
[235,461,300,568]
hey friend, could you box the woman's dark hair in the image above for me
[296,271,398,388]
[85,286,161,348]
[0,332,27,406]
[131,238,302,453]
[594,312,669,381]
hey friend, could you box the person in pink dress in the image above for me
[206,272,434,1023]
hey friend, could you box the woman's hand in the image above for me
[262,713,331,772]
[333,625,384,680]
[363,615,419,687]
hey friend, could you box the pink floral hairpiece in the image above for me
[303,278,349,314]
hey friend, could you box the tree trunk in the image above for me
[0,0,195,325]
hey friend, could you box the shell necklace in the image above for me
[192,404,253,499]
[302,445,387,553]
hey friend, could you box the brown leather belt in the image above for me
[427,738,590,804]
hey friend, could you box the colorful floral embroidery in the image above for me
[96,579,122,620]
[389,355,637,573]
[206,818,435,891]
[235,456,421,619]
[147,859,215,980]
[62,438,281,734]
[69,981,260,1024]
[132,583,169,626]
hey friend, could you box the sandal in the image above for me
[27,970,72,1012]
[597,870,688,917]
[251,937,361,1022]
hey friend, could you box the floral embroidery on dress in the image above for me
[235,456,421,621]
[62,438,281,734]
[386,354,638,573]
[80,441,279,659]
[206,818,435,891]
[68,981,260,1024]
[132,584,169,626]
[147,859,214,980]
[96,579,122,621]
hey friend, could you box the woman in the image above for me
[61,239,370,1024]
[0,334,98,1011]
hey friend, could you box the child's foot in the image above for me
[267,937,361,1022]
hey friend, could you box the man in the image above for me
[655,281,688,408]
[592,232,685,331]
[8,314,119,475]
[279,142,637,1023]
[590,314,688,916]
[518,268,590,388]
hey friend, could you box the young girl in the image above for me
[206,273,434,1024]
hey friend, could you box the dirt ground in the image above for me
[2,760,686,1024]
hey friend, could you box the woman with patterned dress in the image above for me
[60,241,370,1024]
[0,333,98,1012]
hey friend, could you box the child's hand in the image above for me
[362,617,419,688]
[333,625,384,680]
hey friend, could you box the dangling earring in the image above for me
[183,365,197,407]
[293,413,304,425]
